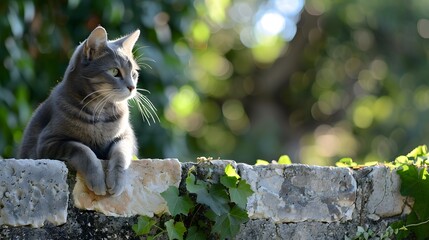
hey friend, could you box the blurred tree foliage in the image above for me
[1,0,429,165]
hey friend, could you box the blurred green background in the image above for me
[1,0,429,165]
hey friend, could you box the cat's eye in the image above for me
[107,68,120,78]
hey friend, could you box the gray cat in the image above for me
[19,26,152,196]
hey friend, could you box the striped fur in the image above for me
[19,26,142,196]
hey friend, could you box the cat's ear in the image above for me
[84,26,107,60]
[117,29,140,54]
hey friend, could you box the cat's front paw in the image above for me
[106,165,126,196]
[85,170,107,196]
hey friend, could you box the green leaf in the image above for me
[165,219,186,240]
[204,209,217,221]
[161,186,194,216]
[396,165,427,197]
[278,155,292,165]
[229,180,253,209]
[224,164,240,179]
[210,184,230,204]
[335,157,357,167]
[132,215,157,236]
[394,155,411,165]
[212,205,249,239]
[186,226,206,240]
[186,174,229,216]
[363,161,378,166]
[255,159,269,165]
[220,175,238,188]
[186,173,208,193]
[406,145,428,158]
[396,164,429,239]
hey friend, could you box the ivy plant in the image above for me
[255,154,292,165]
[336,145,429,240]
[345,225,397,240]
[132,163,253,239]
[391,145,429,240]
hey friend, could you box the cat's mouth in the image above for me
[101,87,136,102]
[118,88,136,101]
[126,89,136,100]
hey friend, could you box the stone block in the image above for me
[236,219,278,240]
[0,159,69,227]
[365,166,412,220]
[238,163,356,223]
[73,158,181,217]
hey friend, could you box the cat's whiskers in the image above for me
[130,88,159,125]
[133,45,149,53]
[135,57,154,70]
[132,96,149,124]
[133,46,155,70]
[92,92,115,122]
[79,89,112,117]
[80,89,111,104]
[136,87,150,94]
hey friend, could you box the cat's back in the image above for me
[18,94,54,158]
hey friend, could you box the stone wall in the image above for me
[0,159,411,239]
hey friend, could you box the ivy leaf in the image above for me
[390,220,409,240]
[335,158,357,168]
[186,226,206,240]
[396,165,429,197]
[255,159,269,165]
[229,180,253,209]
[212,205,249,239]
[220,175,238,188]
[165,219,186,240]
[396,164,429,239]
[132,215,156,236]
[394,155,410,165]
[406,145,428,158]
[186,174,229,216]
[204,209,217,221]
[186,173,208,193]
[161,186,194,216]
[363,161,378,166]
[224,164,240,179]
[200,190,229,216]
[210,183,230,204]
[278,155,292,165]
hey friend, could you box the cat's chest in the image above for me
[59,99,129,142]
[81,121,127,159]
[84,120,125,143]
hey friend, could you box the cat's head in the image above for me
[67,26,140,102]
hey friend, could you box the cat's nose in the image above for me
[127,86,135,92]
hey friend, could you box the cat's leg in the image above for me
[106,138,133,196]
[38,140,107,195]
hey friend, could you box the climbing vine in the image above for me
[391,145,429,240]
[132,146,429,239]
[338,145,429,240]
[132,163,253,239]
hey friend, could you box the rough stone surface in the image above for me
[238,163,357,222]
[73,158,181,217]
[0,160,411,239]
[0,159,68,227]
[360,166,412,221]
[236,219,278,240]
[237,219,396,240]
